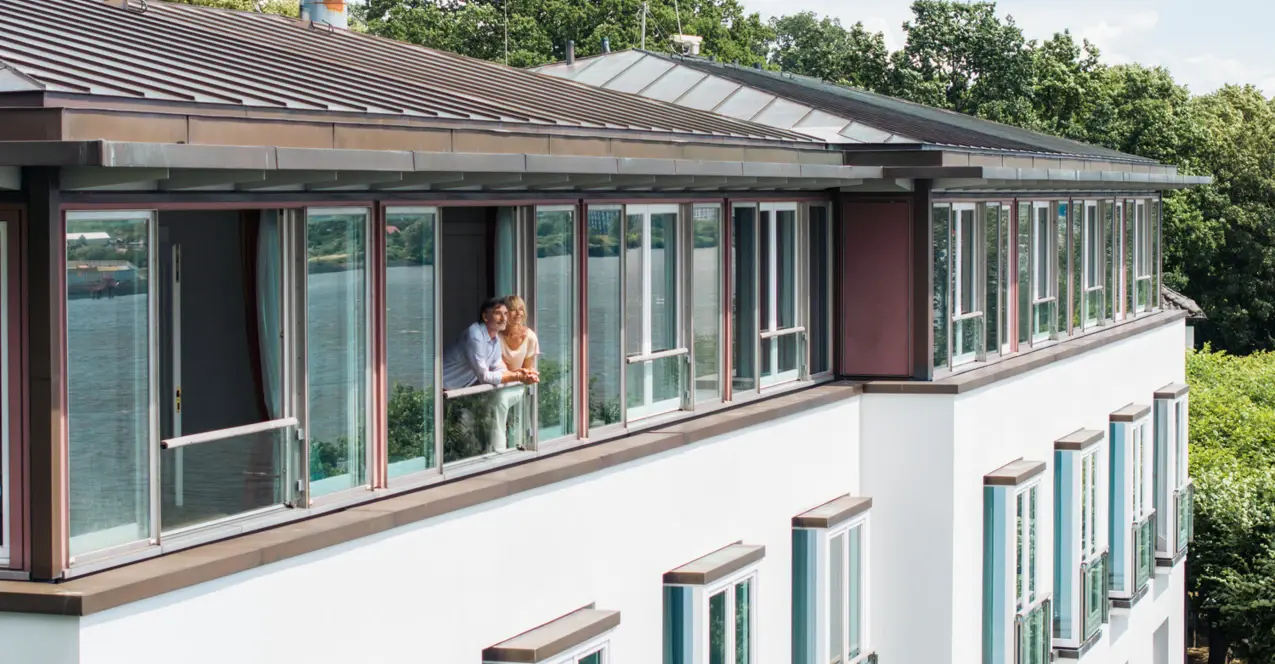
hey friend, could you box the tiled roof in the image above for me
[0,0,813,143]
[537,50,1153,163]
[1161,286,1205,320]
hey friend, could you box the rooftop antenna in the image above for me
[504,0,509,65]
[673,0,683,35]
[640,2,648,51]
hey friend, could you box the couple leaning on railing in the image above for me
[441,295,541,455]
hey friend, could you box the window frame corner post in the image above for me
[911,179,934,381]
[370,203,388,489]
[24,167,68,579]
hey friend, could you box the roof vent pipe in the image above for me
[566,40,576,65]
[300,0,347,29]
[602,37,611,53]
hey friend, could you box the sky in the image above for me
[738,0,1275,96]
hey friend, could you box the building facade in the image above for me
[0,3,1203,664]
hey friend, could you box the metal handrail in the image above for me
[760,326,806,340]
[953,310,985,321]
[625,347,689,365]
[161,417,298,450]
[443,381,527,400]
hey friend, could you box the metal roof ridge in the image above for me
[0,59,46,93]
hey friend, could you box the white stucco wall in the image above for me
[868,319,1187,664]
[50,399,861,664]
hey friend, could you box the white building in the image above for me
[0,4,1202,664]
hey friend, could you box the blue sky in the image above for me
[739,0,1274,96]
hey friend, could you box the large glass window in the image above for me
[385,207,437,479]
[1017,203,1031,347]
[535,206,576,440]
[158,210,292,532]
[1082,202,1102,327]
[1102,200,1117,322]
[807,204,832,376]
[932,204,951,369]
[1110,408,1154,601]
[693,204,724,402]
[983,202,1001,354]
[1134,201,1153,312]
[731,204,759,393]
[984,467,1050,664]
[305,208,370,498]
[952,204,982,364]
[67,211,154,557]
[665,545,761,664]
[760,203,800,387]
[625,204,682,421]
[1031,203,1055,341]
[587,205,623,428]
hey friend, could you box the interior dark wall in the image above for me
[441,206,492,346]
[158,210,260,436]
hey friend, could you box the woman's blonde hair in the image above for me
[503,295,527,315]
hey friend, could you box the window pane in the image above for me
[626,207,681,420]
[161,428,286,531]
[307,210,369,497]
[999,205,1012,350]
[67,213,152,555]
[1035,207,1050,300]
[443,386,528,463]
[808,205,831,375]
[736,578,753,664]
[1086,206,1098,289]
[1081,456,1090,555]
[776,208,797,330]
[694,206,723,402]
[386,208,437,478]
[984,204,1000,351]
[732,206,758,392]
[830,533,845,661]
[760,209,772,337]
[587,206,623,427]
[849,525,863,659]
[933,205,951,368]
[1029,486,1038,601]
[1016,492,1024,608]
[536,207,576,440]
[0,222,5,555]
[710,589,727,664]
[1103,201,1116,321]
[579,651,603,664]
[1060,201,1072,334]
[959,208,975,315]
[1017,203,1030,345]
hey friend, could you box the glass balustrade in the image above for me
[442,384,530,465]
[1081,550,1108,642]
[1015,597,1051,664]
[1177,481,1195,554]
[1134,513,1155,592]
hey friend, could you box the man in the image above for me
[442,297,538,453]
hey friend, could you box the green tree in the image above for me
[356,0,774,68]
[170,0,298,17]
[768,13,890,91]
[1188,348,1275,664]
[888,1,1035,125]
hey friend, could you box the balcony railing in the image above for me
[1134,512,1156,593]
[1176,481,1196,555]
[1015,596,1052,664]
[1081,549,1109,642]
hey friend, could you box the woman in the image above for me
[491,295,538,452]
[499,295,540,380]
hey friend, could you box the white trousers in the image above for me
[489,387,524,453]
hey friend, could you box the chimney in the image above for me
[602,37,611,54]
[300,0,347,29]
[566,40,576,65]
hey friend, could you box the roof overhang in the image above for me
[0,141,878,193]
[885,166,1211,192]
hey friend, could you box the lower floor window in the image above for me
[792,495,872,664]
[983,460,1050,664]
[664,543,764,664]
